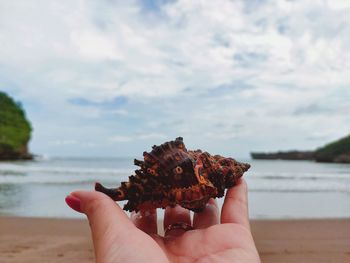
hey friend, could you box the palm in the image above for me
[162,224,257,262]
[127,223,258,262]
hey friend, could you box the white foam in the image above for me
[0,163,132,176]
[1,159,349,193]
[0,174,121,184]
[247,171,350,180]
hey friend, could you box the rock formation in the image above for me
[0,91,33,160]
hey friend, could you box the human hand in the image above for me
[65,179,260,263]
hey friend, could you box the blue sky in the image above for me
[1,0,350,158]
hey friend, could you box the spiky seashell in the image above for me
[95,137,250,212]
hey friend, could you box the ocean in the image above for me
[0,157,349,219]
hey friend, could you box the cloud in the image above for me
[137,133,167,140]
[69,96,128,107]
[294,103,332,116]
[49,139,78,146]
[1,0,350,156]
[110,135,133,143]
[110,133,167,143]
[70,29,123,60]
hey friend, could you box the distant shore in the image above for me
[0,216,349,262]
[251,150,315,161]
[251,134,350,163]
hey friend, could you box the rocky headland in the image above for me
[0,91,33,160]
[251,134,350,163]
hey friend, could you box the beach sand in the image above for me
[0,216,349,263]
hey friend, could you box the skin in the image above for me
[69,179,261,263]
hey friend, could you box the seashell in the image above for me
[95,137,250,212]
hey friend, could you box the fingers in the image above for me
[193,198,219,229]
[221,179,250,229]
[130,209,158,235]
[164,205,191,238]
[67,191,134,260]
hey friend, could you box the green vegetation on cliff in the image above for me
[315,135,350,163]
[0,91,32,160]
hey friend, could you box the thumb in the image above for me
[66,191,135,260]
[220,178,250,229]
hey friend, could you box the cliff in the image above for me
[0,91,33,160]
[314,135,350,163]
[251,134,350,163]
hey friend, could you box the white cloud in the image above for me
[49,139,78,146]
[1,0,350,156]
[109,135,133,143]
[137,133,167,140]
[2,0,350,99]
[110,133,167,143]
[70,29,123,60]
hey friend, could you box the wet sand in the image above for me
[0,216,349,262]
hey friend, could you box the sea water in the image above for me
[0,157,349,219]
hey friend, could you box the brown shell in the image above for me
[95,137,250,212]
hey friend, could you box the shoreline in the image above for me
[0,216,349,262]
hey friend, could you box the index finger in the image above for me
[220,178,250,229]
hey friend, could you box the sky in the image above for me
[1,0,350,158]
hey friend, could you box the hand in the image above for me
[66,179,260,263]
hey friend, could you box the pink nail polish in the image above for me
[65,195,82,213]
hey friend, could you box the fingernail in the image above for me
[65,194,82,213]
